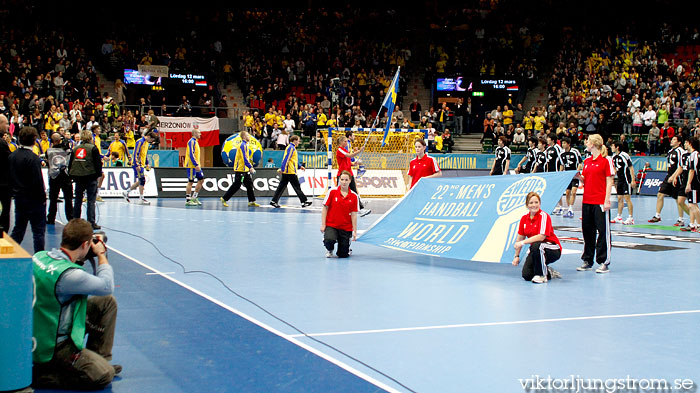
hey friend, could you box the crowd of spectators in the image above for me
[0,28,105,133]
[422,1,548,97]
[234,8,413,135]
[482,22,700,155]
[93,6,417,130]
[8,2,700,157]
[0,6,169,150]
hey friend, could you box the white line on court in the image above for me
[105,245,406,393]
[289,309,700,338]
[145,272,175,276]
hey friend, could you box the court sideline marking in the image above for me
[289,309,700,338]
[105,245,404,393]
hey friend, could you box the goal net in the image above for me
[317,127,428,198]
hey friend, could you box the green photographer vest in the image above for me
[32,251,87,363]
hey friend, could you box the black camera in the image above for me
[57,136,72,151]
[80,231,108,267]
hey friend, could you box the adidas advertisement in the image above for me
[154,168,288,198]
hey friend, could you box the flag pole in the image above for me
[362,66,400,150]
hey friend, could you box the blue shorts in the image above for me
[187,168,204,182]
[132,166,146,186]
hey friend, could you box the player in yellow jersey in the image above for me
[185,127,204,206]
[220,131,259,207]
[270,135,312,208]
[122,131,156,204]
[106,131,130,164]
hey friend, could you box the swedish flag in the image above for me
[381,67,400,147]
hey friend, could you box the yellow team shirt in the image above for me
[125,130,135,148]
[280,144,299,175]
[40,139,50,153]
[436,59,446,73]
[51,112,63,131]
[524,116,533,130]
[244,115,254,128]
[108,140,129,162]
[233,141,253,173]
[326,118,337,128]
[435,135,443,151]
[33,141,43,156]
[133,137,149,167]
[44,114,55,132]
[502,110,513,125]
[93,134,102,156]
[379,76,390,89]
[357,73,367,86]
[185,137,201,168]
[8,142,17,152]
[317,113,327,126]
[264,112,276,126]
[253,120,264,134]
[534,116,546,131]
[276,114,285,128]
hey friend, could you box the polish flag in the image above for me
[156,117,220,148]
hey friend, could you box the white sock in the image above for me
[193,192,199,198]
[654,213,660,218]
[568,206,573,212]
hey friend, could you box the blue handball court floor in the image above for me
[13,193,700,393]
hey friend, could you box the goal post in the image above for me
[318,127,429,198]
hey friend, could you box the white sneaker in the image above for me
[122,191,130,203]
[531,275,548,284]
[325,250,333,258]
[610,216,623,224]
[623,217,635,225]
[140,198,150,205]
[359,208,371,217]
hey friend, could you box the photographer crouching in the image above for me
[32,218,120,390]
